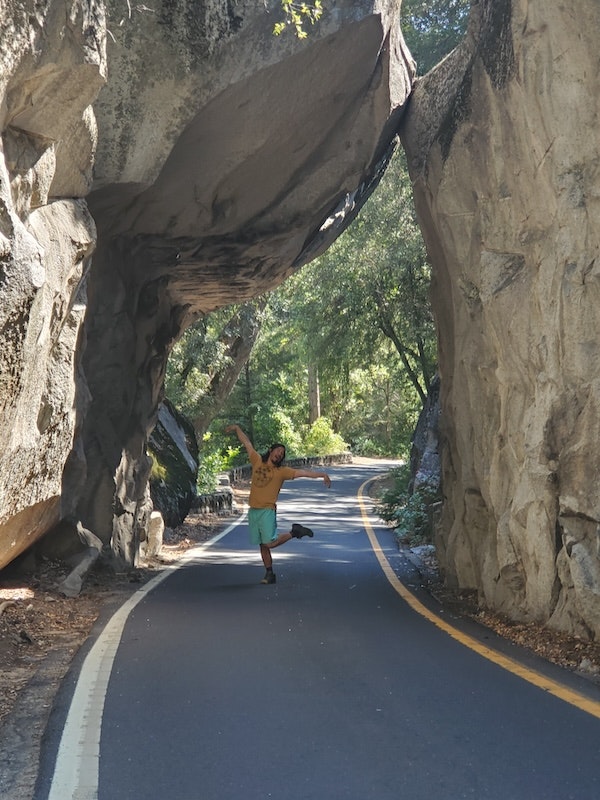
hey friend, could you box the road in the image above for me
[38,461,600,799]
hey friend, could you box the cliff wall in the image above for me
[402,0,600,638]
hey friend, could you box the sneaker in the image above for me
[291,523,314,539]
[261,571,276,584]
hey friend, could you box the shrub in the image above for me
[302,417,348,456]
[254,409,303,457]
[197,434,238,494]
[350,436,389,457]
[376,464,440,547]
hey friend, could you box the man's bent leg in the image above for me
[264,532,293,549]
[260,530,305,584]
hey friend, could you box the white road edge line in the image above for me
[47,515,244,800]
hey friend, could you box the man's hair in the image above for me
[262,442,286,463]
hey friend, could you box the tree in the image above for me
[273,0,323,38]
[166,298,267,440]
[401,0,470,75]
[286,144,437,402]
[217,292,308,456]
[231,143,437,457]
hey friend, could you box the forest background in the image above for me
[162,0,469,500]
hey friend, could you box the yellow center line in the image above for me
[358,478,600,720]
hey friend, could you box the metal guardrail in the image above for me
[192,489,234,515]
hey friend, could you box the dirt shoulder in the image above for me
[0,501,245,800]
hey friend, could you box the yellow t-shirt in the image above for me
[249,450,296,509]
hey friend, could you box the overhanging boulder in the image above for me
[75,0,415,560]
[0,1,414,571]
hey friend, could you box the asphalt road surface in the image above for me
[38,461,600,800]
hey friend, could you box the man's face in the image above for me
[269,446,285,466]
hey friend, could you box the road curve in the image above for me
[37,461,600,800]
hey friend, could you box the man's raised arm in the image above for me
[225,424,256,459]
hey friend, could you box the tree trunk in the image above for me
[308,363,321,424]
[193,299,266,441]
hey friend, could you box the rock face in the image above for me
[0,1,105,568]
[401,0,600,637]
[0,2,412,568]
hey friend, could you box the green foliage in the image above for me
[376,464,440,546]
[402,0,470,75]
[295,147,437,400]
[208,296,311,455]
[196,433,239,494]
[254,409,304,457]
[302,417,348,456]
[196,449,225,494]
[165,309,234,421]
[273,0,323,38]
[333,364,421,457]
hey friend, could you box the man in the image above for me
[225,424,332,584]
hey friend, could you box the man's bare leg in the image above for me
[259,527,313,582]
[260,533,292,567]
[260,543,272,569]
[267,532,293,549]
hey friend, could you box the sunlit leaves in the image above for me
[273,0,323,38]
[290,146,436,394]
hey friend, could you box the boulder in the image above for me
[0,0,104,567]
[142,511,165,559]
[75,0,414,560]
[149,400,199,528]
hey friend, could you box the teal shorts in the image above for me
[248,508,278,545]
